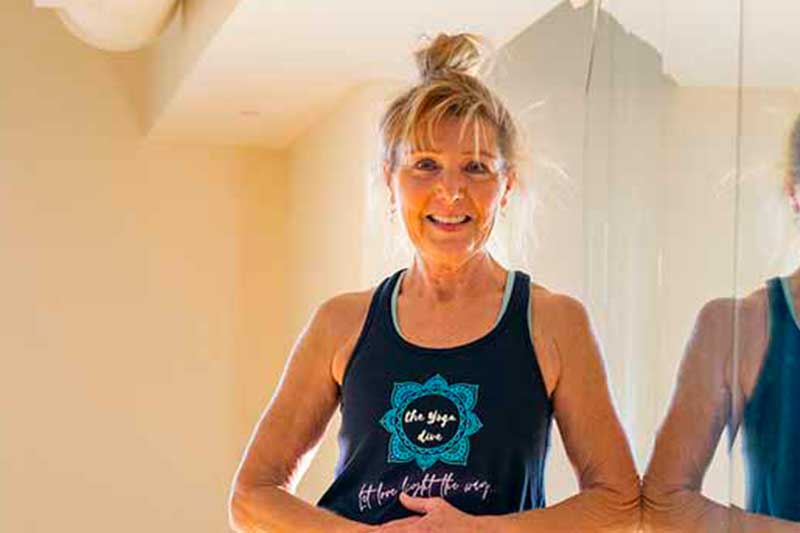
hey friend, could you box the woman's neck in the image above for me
[402,252,507,304]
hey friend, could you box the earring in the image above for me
[389,204,397,222]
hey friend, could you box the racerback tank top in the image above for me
[316,268,553,525]
[742,277,800,520]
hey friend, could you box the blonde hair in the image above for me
[369,32,534,273]
[379,32,521,174]
[787,112,800,190]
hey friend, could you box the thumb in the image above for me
[398,492,437,514]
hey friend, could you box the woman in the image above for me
[228,32,639,533]
[643,113,800,532]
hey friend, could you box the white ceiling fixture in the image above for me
[33,0,181,52]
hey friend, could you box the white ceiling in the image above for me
[145,0,800,149]
[146,0,562,148]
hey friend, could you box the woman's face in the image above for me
[384,116,515,266]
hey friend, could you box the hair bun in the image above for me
[413,32,487,82]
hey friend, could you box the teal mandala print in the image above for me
[379,374,483,471]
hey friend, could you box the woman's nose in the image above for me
[435,168,466,202]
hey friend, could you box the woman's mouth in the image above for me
[426,214,472,230]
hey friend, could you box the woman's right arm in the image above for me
[228,294,376,533]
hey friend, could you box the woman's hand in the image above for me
[375,493,485,532]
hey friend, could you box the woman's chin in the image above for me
[418,240,482,261]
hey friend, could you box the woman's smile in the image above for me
[426,213,473,231]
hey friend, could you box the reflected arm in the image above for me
[642,298,800,532]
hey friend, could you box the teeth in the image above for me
[430,214,469,224]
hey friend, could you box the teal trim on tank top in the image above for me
[391,269,517,341]
[780,277,800,332]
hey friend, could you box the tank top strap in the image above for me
[767,277,793,339]
[381,268,406,331]
[779,277,800,332]
[748,278,789,403]
[339,271,402,392]
[513,270,532,317]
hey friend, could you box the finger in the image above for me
[398,492,443,513]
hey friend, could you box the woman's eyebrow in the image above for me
[410,149,497,158]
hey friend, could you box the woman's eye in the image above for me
[466,161,489,174]
[411,159,490,175]
[414,158,438,171]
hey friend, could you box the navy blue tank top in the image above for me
[743,277,800,520]
[316,268,553,525]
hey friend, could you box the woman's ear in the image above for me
[382,160,391,185]
[500,166,517,208]
[785,178,800,213]
[383,160,395,206]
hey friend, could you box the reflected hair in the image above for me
[788,112,800,188]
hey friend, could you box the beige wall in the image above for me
[283,80,405,502]
[1,4,288,532]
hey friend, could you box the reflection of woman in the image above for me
[228,33,639,532]
[643,114,800,532]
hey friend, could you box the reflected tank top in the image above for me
[743,277,800,520]
[316,268,553,525]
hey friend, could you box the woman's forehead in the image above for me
[403,117,499,155]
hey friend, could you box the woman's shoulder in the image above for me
[694,287,767,342]
[317,287,378,341]
[693,287,769,370]
[523,282,597,396]
[318,286,380,387]
[528,282,591,329]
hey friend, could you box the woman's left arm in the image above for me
[480,292,641,532]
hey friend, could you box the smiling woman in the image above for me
[374,33,532,271]
[228,31,640,533]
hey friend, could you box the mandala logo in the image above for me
[379,374,483,471]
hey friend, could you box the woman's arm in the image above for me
[642,297,800,533]
[228,294,375,533]
[480,291,641,532]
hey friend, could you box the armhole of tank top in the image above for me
[339,282,384,394]
[780,277,800,332]
[523,278,553,405]
[746,279,782,413]
[763,278,787,371]
[527,280,533,339]
[521,277,534,356]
